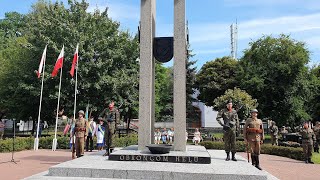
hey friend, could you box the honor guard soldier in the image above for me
[74,110,88,158]
[313,121,320,153]
[269,121,279,146]
[216,100,239,161]
[301,122,316,163]
[243,109,264,170]
[100,101,120,156]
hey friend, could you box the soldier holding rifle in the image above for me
[216,100,239,161]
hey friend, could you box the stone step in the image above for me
[24,147,278,180]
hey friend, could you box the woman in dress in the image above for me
[96,118,105,151]
[193,128,202,145]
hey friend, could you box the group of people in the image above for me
[217,99,320,169]
[154,128,174,144]
[67,101,120,159]
[217,100,263,170]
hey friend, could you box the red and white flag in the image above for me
[51,45,64,77]
[70,44,79,77]
[37,45,47,78]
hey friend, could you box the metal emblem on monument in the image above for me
[153,37,174,63]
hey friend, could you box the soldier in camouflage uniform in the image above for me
[300,122,316,163]
[216,100,239,161]
[269,121,279,146]
[100,101,120,156]
[74,110,88,158]
[313,121,320,153]
[243,109,264,170]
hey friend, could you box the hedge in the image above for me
[0,134,138,153]
[200,141,304,161]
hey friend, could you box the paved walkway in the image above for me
[238,152,319,180]
[0,149,319,180]
[0,149,96,180]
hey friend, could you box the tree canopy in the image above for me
[196,56,238,107]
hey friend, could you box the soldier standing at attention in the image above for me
[313,121,320,153]
[301,122,316,163]
[216,100,239,161]
[74,110,88,158]
[243,109,264,170]
[269,121,279,146]
[101,101,120,156]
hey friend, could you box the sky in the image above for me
[1,0,320,69]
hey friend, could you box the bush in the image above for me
[113,133,138,147]
[200,141,305,161]
[0,134,139,153]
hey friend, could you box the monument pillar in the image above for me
[138,0,156,150]
[173,0,186,151]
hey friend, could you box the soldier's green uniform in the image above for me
[216,101,239,161]
[313,122,320,153]
[301,123,316,164]
[100,102,120,156]
[74,110,87,158]
[269,121,278,146]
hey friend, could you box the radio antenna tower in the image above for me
[230,20,238,60]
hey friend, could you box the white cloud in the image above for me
[87,1,139,21]
[196,48,229,55]
[190,13,320,47]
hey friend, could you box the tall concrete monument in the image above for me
[138,0,187,151]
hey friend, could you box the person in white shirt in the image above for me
[154,129,161,144]
[168,128,174,145]
[86,117,96,152]
[96,117,105,151]
[193,128,202,145]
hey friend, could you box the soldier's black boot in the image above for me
[251,154,255,166]
[308,158,314,164]
[231,152,237,161]
[225,152,230,161]
[304,158,308,164]
[255,155,262,170]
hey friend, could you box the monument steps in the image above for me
[24,147,278,180]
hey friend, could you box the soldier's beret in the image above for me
[227,99,232,104]
[78,110,85,115]
[250,109,258,113]
[98,117,103,121]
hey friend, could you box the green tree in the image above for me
[196,56,239,106]
[213,88,258,121]
[0,0,139,122]
[238,34,311,127]
[155,63,173,122]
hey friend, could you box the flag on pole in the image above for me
[85,102,89,120]
[51,45,64,77]
[37,45,47,78]
[70,44,79,77]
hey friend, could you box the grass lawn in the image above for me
[312,152,320,164]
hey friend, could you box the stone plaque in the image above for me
[108,154,211,164]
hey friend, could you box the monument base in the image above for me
[109,145,210,164]
[24,146,278,180]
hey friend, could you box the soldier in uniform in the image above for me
[243,109,264,170]
[74,110,88,158]
[301,122,316,163]
[313,121,320,153]
[269,121,279,146]
[100,101,120,156]
[216,100,239,161]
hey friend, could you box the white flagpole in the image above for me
[34,45,47,151]
[73,44,79,120]
[52,65,63,151]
